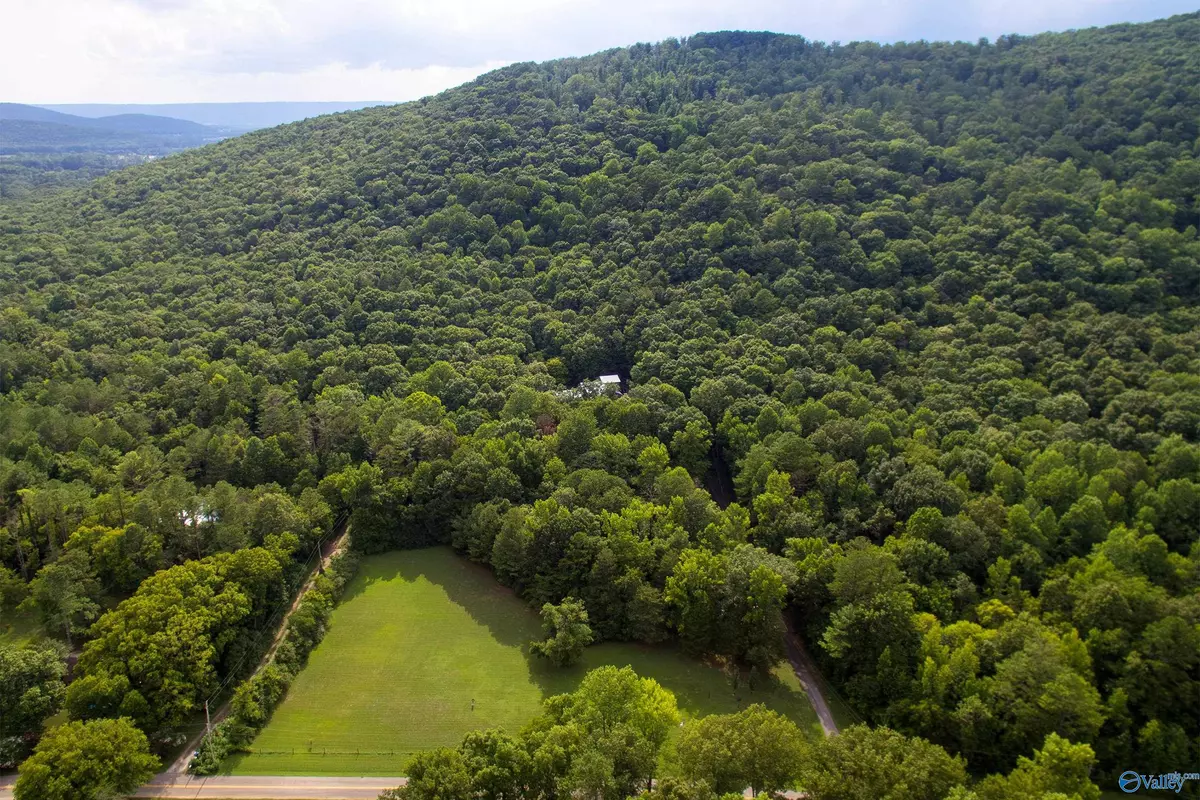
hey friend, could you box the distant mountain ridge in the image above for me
[0,103,213,135]
[0,119,137,149]
[40,101,395,130]
[0,101,389,192]
[0,103,223,163]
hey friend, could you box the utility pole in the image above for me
[205,700,212,737]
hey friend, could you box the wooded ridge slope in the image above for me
[0,13,1198,796]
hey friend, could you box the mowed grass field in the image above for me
[0,608,46,647]
[226,547,819,776]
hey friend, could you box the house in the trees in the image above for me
[554,374,624,400]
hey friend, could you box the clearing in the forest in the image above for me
[227,547,820,776]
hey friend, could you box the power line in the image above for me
[201,512,350,707]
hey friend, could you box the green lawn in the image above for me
[0,608,46,647]
[227,547,819,776]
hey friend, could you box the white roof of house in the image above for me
[599,374,621,383]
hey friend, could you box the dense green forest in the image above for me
[1,11,1199,798]
[0,153,160,200]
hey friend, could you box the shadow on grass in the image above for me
[340,546,539,650]
[349,547,818,730]
[220,547,822,775]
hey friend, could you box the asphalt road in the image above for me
[0,775,807,800]
[0,774,407,799]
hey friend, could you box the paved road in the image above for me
[0,775,809,800]
[136,775,406,798]
[784,618,840,736]
[0,775,406,799]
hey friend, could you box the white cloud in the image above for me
[0,0,1191,102]
[0,0,505,102]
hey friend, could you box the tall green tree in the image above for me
[799,725,967,800]
[550,666,680,798]
[23,548,100,646]
[531,596,594,666]
[14,718,159,800]
[677,704,806,794]
[0,643,66,738]
[966,734,1101,800]
[385,748,474,800]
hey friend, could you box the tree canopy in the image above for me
[0,11,1198,789]
[13,717,159,800]
[530,596,594,666]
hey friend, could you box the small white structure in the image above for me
[178,509,218,527]
[597,374,623,396]
[553,374,624,401]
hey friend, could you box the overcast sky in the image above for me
[2,0,1194,103]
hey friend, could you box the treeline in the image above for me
[189,548,359,774]
[0,472,335,760]
[2,462,333,639]
[0,11,1198,794]
[0,153,154,200]
[381,664,1105,800]
[66,546,286,733]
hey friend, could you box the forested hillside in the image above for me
[1,11,1198,796]
[0,153,157,200]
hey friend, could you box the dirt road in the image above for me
[783,618,840,736]
[164,525,352,776]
